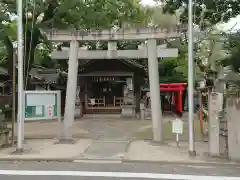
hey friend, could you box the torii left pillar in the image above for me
[147,39,163,143]
[60,40,79,143]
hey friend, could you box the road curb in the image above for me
[0,157,239,167]
[0,158,74,162]
[0,157,123,163]
[0,156,239,167]
[122,159,240,167]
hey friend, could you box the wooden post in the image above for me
[199,91,204,138]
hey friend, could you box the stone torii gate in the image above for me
[43,26,184,143]
[51,43,178,59]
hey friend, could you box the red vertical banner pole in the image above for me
[178,90,183,114]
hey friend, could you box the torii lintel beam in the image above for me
[43,25,186,41]
[51,48,178,60]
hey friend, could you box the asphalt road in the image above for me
[0,161,239,180]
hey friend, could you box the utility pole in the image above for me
[16,0,24,152]
[187,0,196,156]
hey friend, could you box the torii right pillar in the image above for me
[147,39,163,143]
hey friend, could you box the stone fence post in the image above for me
[226,97,240,161]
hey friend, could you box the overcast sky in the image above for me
[141,0,156,6]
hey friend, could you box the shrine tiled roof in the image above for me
[120,59,145,69]
[79,59,146,72]
[29,66,67,84]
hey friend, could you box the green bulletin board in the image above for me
[24,91,61,121]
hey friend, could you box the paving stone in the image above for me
[80,140,129,160]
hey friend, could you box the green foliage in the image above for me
[140,5,181,28]
[160,0,240,83]
[195,27,231,73]
[39,0,148,29]
[160,0,240,86]
[159,54,187,83]
[0,42,7,67]
[225,32,240,73]
[162,0,240,27]
[0,21,17,42]
[228,32,240,52]
[4,0,235,85]
[0,0,150,84]
[34,43,53,67]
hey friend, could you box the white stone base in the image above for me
[121,105,136,118]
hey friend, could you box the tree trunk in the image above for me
[23,28,41,89]
[24,48,35,88]
[3,35,14,90]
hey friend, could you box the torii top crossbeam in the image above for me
[42,25,186,41]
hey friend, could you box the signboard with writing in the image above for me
[172,118,183,134]
[24,91,61,121]
[92,76,120,82]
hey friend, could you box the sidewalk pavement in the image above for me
[13,121,89,139]
[0,139,92,161]
[0,138,238,166]
[3,116,233,165]
[11,116,203,141]
[125,140,230,165]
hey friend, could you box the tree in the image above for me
[0,0,149,87]
[0,20,17,88]
[161,0,240,84]
[195,27,230,72]
[139,5,182,28]
[162,0,240,27]
[135,5,188,83]
[225,31,240,73]
[0,42,7,67]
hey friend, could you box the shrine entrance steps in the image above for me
[84,107,121,114]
